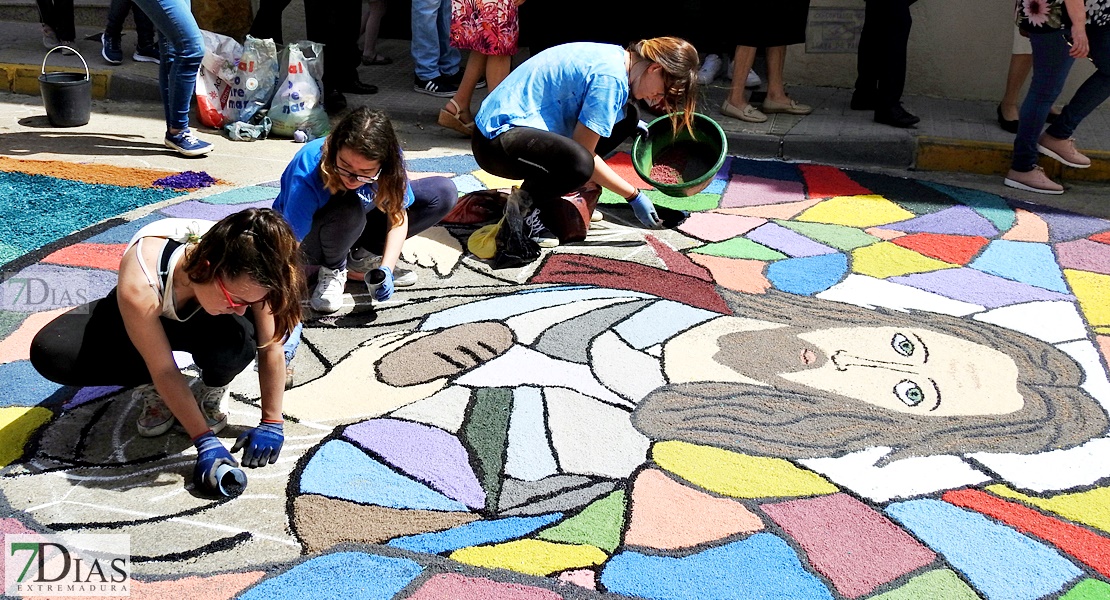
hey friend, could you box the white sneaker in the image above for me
[190,379,228,434]
[42,24,60,49]
[135,384,175,437]
[524,208,559,248]
[311,266,348,313]
[745,69,762,89]
[723,58,734,80]
[697,53,723,85]
[348,249,417,287]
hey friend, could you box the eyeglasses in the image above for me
[216,276,251,308]
[334,163,381,184]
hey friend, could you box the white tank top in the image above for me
[125,219,215,322]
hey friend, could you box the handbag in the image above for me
[539,182,602,243]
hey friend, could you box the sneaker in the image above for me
[1037,133,1091,168]
[1004,165,1064,195]
[697,53,722,85]
[722,58,734,80]
[100,32,123,65]
[190,379,228,434]
[414,75,458,97]
[591,209,604,222]
[311,265,348,313]
[745,68,762,89]
[42,24,60,49]
[524,209,559,248]
[164,128,213,157]
[347,249,418,287]
[135,384,175,437]
[133,44,160,63]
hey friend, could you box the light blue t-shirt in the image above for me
[474,42,629,140]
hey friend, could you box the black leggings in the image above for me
[471,105,640,209]
[30,288,257,388]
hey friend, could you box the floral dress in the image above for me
[1016,0,1068,32]
[450,0,519,56]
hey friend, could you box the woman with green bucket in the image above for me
[471,36,699,243]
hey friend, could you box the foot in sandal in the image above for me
[438,98,474,137]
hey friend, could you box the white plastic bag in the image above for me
[270,41,329,139]
[225,36,279,124]
[194,30,242,129]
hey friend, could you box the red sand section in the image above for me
[943,488,1110,578]
[41,243,128,271]
[797,164,872,199]
[890,233,988,265]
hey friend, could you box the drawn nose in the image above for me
[830,350,912,372]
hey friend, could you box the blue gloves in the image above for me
[193,431,238,494]
[373,266,394,301]
[628,192,664,229]
[231,420,284,468]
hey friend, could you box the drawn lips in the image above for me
[801,348,816,365]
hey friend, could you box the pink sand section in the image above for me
[688,255,771,294]
[716,198,821,220]
[557,569,598,590]
[124,572,265,600]
[678,212,766,243]
[1002,208,1050,242]
[0,307,71,365]
[761,493,936,599]
[407,573,562,600]
[624,469,764,550]
[721,175,807,208]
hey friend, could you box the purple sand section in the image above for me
[159,199,274,221]
[721,175,807,208]
[1034,209,1110,242]
[343,418,486,509]
[1055,238,1110,275]
[884,205,999,237]
[0,264,117,313]
[890,268,1072,309]
[747,223,837,257]
[761,493,936,598]
[64,386,124,409]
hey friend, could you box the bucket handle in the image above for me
[41,46,89,81]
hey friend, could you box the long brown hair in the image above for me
[319,107,408,227]
[180,208,305,346]
[628,37,700,134]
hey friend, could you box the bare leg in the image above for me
[1001,53,1031,122]
[764,46,791,104]
[445,52,486,120]
[485,54,511,90]
[727,46,758,108]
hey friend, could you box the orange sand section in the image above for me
[688,255,771,294]
[0,156,182,188]
[716,198,821,220]
[1001,208,1050,242]
[1098,335,1110,367]
[624,469,764,550]
[41,243,128,271]
[864,227,907,241]
[0,307,71,365]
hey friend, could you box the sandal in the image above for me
[361,53,393,66]
[438,98,475,137]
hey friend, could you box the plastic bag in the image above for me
[194,30,242,129]
[492,187,540,269]
[270,41,329,139]
[225,36,279,124]
[467,218,502,259]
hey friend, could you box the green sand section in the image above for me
[537,490,627,552]
[462,388,513,513]
[0,240,21,266]
[774,220,882,252]
[690,238,787,261]
[868,569,978,600]
[597,188,720,212]
[0,310,24,340]
[1061,579,1110,600]
[0,171,184,264]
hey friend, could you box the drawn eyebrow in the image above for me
[927,379,941,411]
[911,332,929,364]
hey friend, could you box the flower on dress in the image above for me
[1023,0,1051,26]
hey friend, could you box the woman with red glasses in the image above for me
[273,107,458,314]
[30,208,305,496]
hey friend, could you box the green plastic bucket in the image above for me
[631,111,727,197]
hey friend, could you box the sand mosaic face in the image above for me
[1,154,1109,599]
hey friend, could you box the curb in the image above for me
[916,136,1110,183]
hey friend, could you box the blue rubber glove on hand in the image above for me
[193,431,237,494]
[231,420,284,468]
[373,266,394,301]
[628,191,664,229]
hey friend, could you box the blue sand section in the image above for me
[421,288,652,330]
[728,158,803,183]
[238,552,424,600]
[614,299,720,349]
[0,360,65,407]
[387,513,563,554]
[767,253,849,296]
[0,172,183,260]
[919,181,1016,232]
[83,213,162,244]
[600,533,833,600]
[452,173,486,194]
[300,440,470,511]
[199,186,279,205]
[886,499,1082,600]
[969,240,1068,293]
[406,154,481,175]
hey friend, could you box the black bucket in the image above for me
[39,46,91,127]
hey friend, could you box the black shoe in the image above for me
[874,104,920,128]
[343,80,378,95]
[997,105,1018,134]
[414,75,458,97]
[325,90,347,114]
[445,69,486,89]
[850,90,876,111]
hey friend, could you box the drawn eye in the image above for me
[894,380,924,407]
[891,333,915,357]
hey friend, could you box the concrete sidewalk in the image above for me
[4,18,1110,183]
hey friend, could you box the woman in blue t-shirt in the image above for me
[273,107,458,313]
[471,36,699,241]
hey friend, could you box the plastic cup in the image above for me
[214,464,247,498]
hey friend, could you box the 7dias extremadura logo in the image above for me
[5,534,130,597]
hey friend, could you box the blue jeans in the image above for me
[130,0,204,132]
[1012,31,1075,171]
[1046,24,1110,141]
[410,0,459,81]
[105,0,155,47]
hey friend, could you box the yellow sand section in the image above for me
[651,441,838,498]
[987,484,1110,534]
[450,539,608,576]
[0,407,53,466]
[852,242,959,279]
[796,195,914,228]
